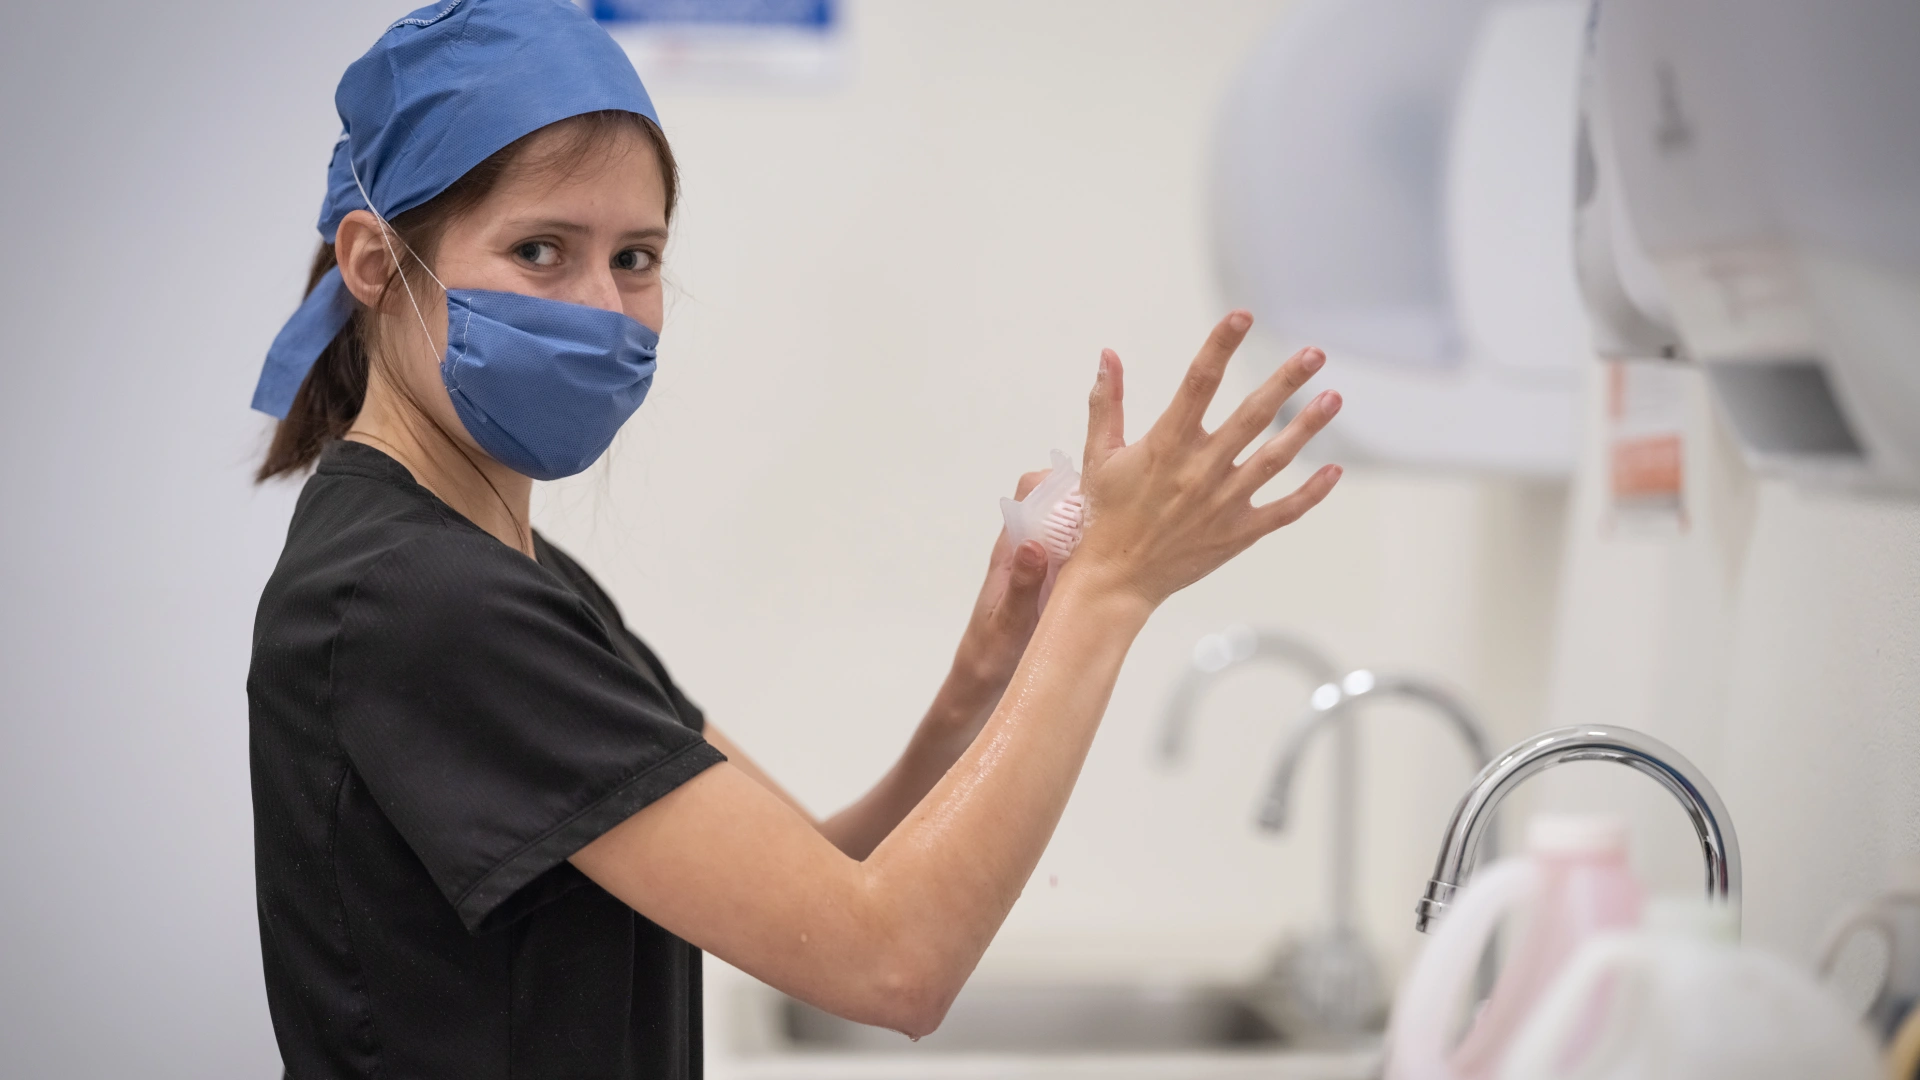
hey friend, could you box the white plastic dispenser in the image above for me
[1583,0,1920,494]
[1499,899,1880,1080]
[1210,0,1591,476]
[1387,814,1643,1080]
[1572,1,1687,364]
[999,450,1084,610]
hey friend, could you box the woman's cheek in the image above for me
[632,286,665,334]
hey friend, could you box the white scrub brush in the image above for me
[999,450,1085,610]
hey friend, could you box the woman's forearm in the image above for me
[709,634,1054,861]
[817,505,1055,857]
[853,566,1153,1023]
[816,672,1001,859]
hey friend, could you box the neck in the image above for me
[346,371,535,557]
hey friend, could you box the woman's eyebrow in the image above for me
[505,218,668,242]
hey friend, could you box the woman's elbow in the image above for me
[847,961,959,1039]
[833,873,976,1036]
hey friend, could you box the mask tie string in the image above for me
[346,145,450,362]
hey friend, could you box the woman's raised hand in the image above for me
[1066,310,1342,608]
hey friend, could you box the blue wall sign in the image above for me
[593,0,835,30]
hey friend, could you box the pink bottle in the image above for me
[1386,814,1645,1080]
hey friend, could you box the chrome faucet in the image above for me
[1413,724,1741,934]
[1157,625,1341,762]
[1157,628,1380,1043]
[1158,626,1354,893]
[1257,671,1498,933]
[1158,625,1354,915]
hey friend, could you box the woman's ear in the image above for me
[334,208,402,309]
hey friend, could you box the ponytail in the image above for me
[255,245,370,481]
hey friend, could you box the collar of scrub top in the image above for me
[251,0,660,419]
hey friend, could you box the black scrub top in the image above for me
[248,439,727,1080]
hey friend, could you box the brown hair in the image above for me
[255,110,679,482]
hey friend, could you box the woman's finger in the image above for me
[993,542,1048,636]
[1236,389,1343,494]
[1248,464,1344,536]
[1083,350,1127,471]
[1211,346,1325,463]
[1014,469,1050,501]
[1148,311,1252,441]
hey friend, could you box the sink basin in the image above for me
[778,982,1284,1054]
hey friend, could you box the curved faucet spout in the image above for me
[1256,671,1496,943]
[1157,626,1340,762]
[1257,672,1495,831]
[1413,725,1742,935]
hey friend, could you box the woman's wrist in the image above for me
[926,559,1157,739]
[1048,558,1160,627]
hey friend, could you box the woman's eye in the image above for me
[515,241,560,267]
[614,248,655,273]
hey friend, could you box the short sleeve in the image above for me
[532,532,708,734]
[332,532,726,934]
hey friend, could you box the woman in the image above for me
[248,2,1343,1078]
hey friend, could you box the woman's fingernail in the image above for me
[1017,544,1046,571]
[1317,389,1341,414]
[1301,348,1326,374]
[1228,311,1252,332]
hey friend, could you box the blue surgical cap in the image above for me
[252,0,659,418]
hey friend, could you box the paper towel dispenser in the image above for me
[1210,0,1594,477]
[1581,0,1920,494]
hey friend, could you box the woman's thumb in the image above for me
[1001,541,1048,628]
[1084,349,1126,472]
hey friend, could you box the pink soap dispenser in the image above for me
[1387,814,1644,1080]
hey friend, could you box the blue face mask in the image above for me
[440,288,658,481]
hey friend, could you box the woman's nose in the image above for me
[569,267,624,314]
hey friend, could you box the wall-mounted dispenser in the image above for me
[1582,0,1920,495]
[1571,3,1685,365]
[1211,0,1591,476]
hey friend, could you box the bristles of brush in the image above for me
[1040,491,1085,561]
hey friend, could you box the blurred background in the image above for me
[2,0,1916,1076]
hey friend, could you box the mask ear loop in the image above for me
[346,151,451,362]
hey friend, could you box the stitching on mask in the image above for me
[442,292,475,385]
[458,292,475,371]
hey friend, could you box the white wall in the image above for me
[0,3,410,1076]
[0,3,432,1075]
